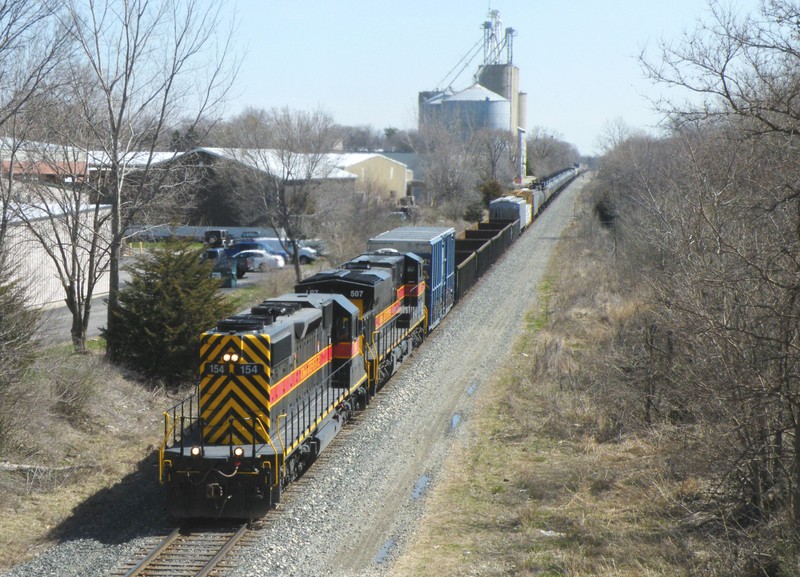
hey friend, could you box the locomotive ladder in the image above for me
[114,523,250,577]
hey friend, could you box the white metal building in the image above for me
[10,201,112,308]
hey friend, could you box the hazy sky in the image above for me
[226,1,761,156]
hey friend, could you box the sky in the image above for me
[225,1,762,156]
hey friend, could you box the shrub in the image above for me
[479,179,505,207]
[103,241,234,383]
[463,201,485,223]
[51,359,98,424]
[0,273,39,450]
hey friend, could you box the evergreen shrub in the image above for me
[104,242,234,383]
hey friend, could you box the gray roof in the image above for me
[382,152,424,180]
[445,83,508,102]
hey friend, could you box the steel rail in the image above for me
[119,523,248,577]
[196,523,249,577]
[121,527,181,577]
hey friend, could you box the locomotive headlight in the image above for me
[190,446,203,457]
[230,353,240,362]
[222,353,231,362]
[222,353,240,362]
[233,446,244,458]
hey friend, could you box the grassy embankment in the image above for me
[391,204,704,576]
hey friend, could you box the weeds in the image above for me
[51,361,98,424]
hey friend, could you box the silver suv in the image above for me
[256,238,318,264]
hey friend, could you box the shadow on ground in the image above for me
[46,451,173,544]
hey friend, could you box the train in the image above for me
[158,166,580,520]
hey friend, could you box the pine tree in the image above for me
[104,242,234,383]
[0,271,39,448]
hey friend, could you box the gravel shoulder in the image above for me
[0,176,586,577]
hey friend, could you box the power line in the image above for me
[436,37,483,91]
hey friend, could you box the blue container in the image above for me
[368,226,456,331]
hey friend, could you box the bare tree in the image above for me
[11,157,111,352]
[334,124,381,152]
[226,106,342,282]
[45,0,236,354]
[417,120,478,220]
[0,1,70,254]
[382,126,414,153]
[472,128,515,186]
[526,126,579,177]
[595,117,634,154]
[636,0,800,526]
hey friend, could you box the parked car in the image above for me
[258,238,319,264]
[300,238,327,256]
[231,249,285,272]
[203,229,233,248]
[201,247,247,279]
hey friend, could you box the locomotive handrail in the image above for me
[363,337,378,384]
[158,412,177,483]
[256,416,283,488]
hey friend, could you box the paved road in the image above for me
[34,262,266,346]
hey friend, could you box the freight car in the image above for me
[158,167,580,520]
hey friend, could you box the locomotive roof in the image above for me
[209,292,356,339]
[300,267,391,287]
[369,226,455,243]
[345,250,421,267]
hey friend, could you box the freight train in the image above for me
[158,167,580,519]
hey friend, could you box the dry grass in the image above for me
[0,345,168,571]
[389,210,713,576]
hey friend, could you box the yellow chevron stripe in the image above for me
[241,334,271,361]
[201,378,270,416]
[203,397,269,444]
[200,333,227,360]
[207,417,259,445]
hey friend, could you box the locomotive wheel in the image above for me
[356,387,367,410]
[412,327,424,348]
[284,457,298,487]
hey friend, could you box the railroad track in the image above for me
[114,523,252,577]
[113,416,357,576]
